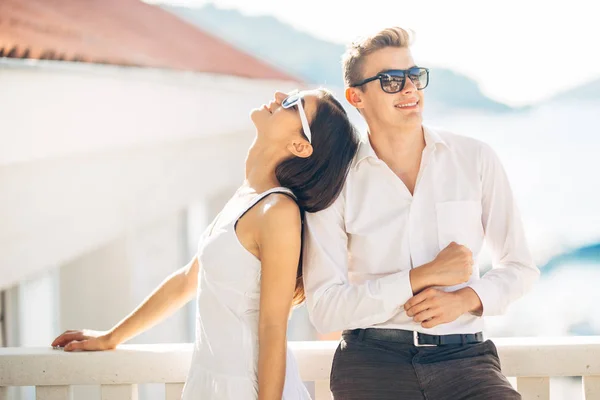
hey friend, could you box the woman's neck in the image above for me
[244,144,283,194]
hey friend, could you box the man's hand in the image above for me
[403,287,483,328]
[428,242,474,287]
[410,242,474,293]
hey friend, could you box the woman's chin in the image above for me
[249,109,258,124]
[249,108,265,130]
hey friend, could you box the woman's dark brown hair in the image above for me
[275,89,360,306]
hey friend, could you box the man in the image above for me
[303,27,539,399]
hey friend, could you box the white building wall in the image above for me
[0,59,298,290]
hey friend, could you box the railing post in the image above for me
[165,383,185,400]
[583,376,600,400]
[315,380,331,400]
[517,377,550,400]
[36,385,73,400]
[101,384,139,400]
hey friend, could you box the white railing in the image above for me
[1,337,599,400]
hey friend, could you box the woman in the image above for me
[51,88,359,399]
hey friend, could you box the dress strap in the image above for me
[234,187,297,224]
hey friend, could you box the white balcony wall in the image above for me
[0,59,298,290]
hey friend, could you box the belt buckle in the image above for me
[413,331,437,347]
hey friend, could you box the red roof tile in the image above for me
[0,0,298,81]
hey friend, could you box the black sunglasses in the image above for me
[351,67,430,93]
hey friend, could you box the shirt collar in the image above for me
[352,125,449,169]
[424,125,448,149]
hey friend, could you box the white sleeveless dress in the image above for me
[181,186,312,400]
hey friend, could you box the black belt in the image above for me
[343,328,484,347]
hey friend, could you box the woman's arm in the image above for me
[255,195,302,400]
[51,256,200,351]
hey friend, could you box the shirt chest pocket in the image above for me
[435,200,484,255]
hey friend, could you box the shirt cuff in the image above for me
[468,279,504,317]
[378,271,414,315]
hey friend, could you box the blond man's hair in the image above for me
[342,27,414,88]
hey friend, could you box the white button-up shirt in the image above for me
[303,126,540,335]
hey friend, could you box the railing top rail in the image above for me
[1,337,600,386]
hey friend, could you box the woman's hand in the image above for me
[49,256,200,353]
[51,329,116,352]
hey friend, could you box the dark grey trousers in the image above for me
[330,332,520,400]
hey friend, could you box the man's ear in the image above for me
[346,87,365,110]
[287,140,313,159]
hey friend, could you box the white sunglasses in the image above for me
[281,91,312,144]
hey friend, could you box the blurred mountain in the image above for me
[541,242,600,275]
[161,3,513,112]
[547,78,600,103]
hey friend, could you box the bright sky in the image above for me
[153,0,599,106]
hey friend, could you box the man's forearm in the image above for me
[307,270,414,333]
[409,262,436,294]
